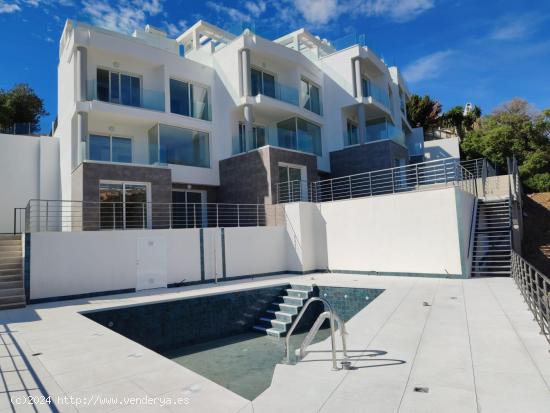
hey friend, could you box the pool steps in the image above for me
[252,284,314,337]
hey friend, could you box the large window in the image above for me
[169,79,210,121]
[237,123,266,152]
[88,134,132,163]
[99,182,148,230]
[346,120,358,146]
[251,68,276,98]
[97,69,141,107]
[276,117,322,156]
[148,124,210,168]
[301,78,321,115]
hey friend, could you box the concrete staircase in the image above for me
[253,285,313,338]
[0,235,25,309]
[471,199,512,277]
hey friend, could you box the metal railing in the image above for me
[276,180,307,204]
[308,158,477,204]
[24,200,284,233]
[285,297,348,370]
[0,122,35,135]
[511,251,550,346]
[461,158,497,179]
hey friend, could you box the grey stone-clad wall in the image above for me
[72,162,172,230]
[329,140,409,178]
[218,146,318,204]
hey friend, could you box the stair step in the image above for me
[0,235,21,241]
[0,287,24,298]
[0,252,22,259]
[279,295,304,306]
[259,317,288,328]
[0,295,26,305]
[0,280,23,289]
[266,309,294,323]
[286,289,309,299]
[0,257,23,265]
[0,302,25,310]
[0,275,23,283]
[291,284,313,293]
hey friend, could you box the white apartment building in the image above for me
[52,19,422,223]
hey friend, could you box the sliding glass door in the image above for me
[99,182,149,229]
[171,190,206,228]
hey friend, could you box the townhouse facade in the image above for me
[55,19,423,230]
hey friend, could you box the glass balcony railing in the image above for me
[79,140,157,167]
[366,122,404,145]
[362,80,391,109]
[252,81,299,106]
[331,33,366,51]
[86,80,165,112]
[232,121,322,156]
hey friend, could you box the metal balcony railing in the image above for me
[24,200,284,233]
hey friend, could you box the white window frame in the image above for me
[96,67,142,107]
[277,162,308,202]
[251,66,277,97]
[300,77,322,114]
[168,76,211,121]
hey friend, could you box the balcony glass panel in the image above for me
[112,137,132,163]
[158,124,210,168]
[97,69,110,102]
[89,134,110,161]
[366,120,404,144]
[191,84,211,121]
[301,79,322,115]
[88,78,165,112]
[297,118,321,155]
[361,78,390,109]
[277,118,297,151]
[345,120,358,146]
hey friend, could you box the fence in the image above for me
[0,123,34,135]
[511,251,550,346]
[25,200,284,233]
[306,158,477,204]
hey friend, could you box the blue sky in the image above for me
[1,0,549,133]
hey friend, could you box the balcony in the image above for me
[251,80,299,106]
[366,121,404,146]
[87,80,165,112]
[80,124,210,169]
[362,79,391,109]
[232,118,322,156]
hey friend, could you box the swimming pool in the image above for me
[84,283,383,400]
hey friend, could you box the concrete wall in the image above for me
[424,137,460,160]
[0,134,60,233]
[287,187,471,277]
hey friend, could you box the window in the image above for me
[149,124,210,168]
[99,182,148,230]
[276,117,322,156]
[301,78,321,115]
[237,123,266,152]
[346,120,358,146]
[278,165,305,202]
[96,69,141,107]
[172,190,206,228]
[251,68,276,98]
[89,134,132,163]
[169,78,210,121]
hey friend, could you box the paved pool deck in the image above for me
[0,274,549,412]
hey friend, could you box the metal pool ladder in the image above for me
[285,297,348,370]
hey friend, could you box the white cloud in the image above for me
[206,1,252,22]
[164,19,187,37]
[245,0,267,17]
[366,0,435,22]
[81,0,164,33]
[293,0,338,25]
[0,2,21,13]
[490,15,542,41]
[403,50,453,83]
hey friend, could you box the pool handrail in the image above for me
[284,296,347,370]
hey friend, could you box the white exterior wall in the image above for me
[424,137,461,160]
[0,134,60,233]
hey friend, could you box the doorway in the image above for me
[172,190,207,228]
[278,164,307,202]
[99,181,150,230]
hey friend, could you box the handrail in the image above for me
[298,311,348,361]
[285,296,345,370]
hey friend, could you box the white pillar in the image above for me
[354,58,363,98]
[241,49,251,97]
[357,104,367,144]
[77,112,88,164]
[192,30,200,50]
[76,46,87,101]
[243,104,253,150]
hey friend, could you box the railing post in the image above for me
[237,204,240,227]
[348,176,352,199]
[330,180,334,202]
[216,204,219,228]
[142,203,145,229]
[194,203,197,228]
[257,204,259,226]
[391,169,395,193]
[415,163,419,189]
[368,172,372,196]
[13,208,16,235]
[169,203,173,229]
[45,200,49,232]
[112,203,116,230]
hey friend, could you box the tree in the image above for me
[406,94,442,129]
[461,98,550,192]
[0,84,48,133]
[441,105,481,138]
